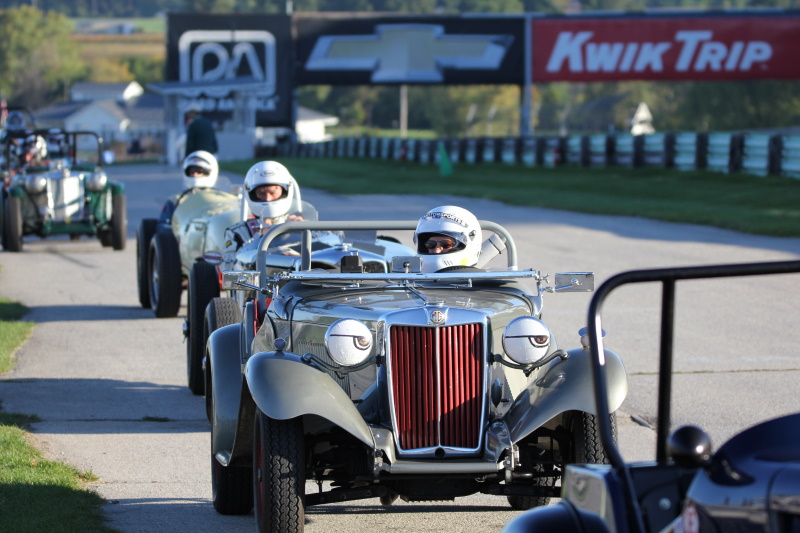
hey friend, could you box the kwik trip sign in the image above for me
[532,14,800,82]
[166,13,292,126]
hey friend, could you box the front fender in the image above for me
[503,348,627,444]
[209,323,243,456]
[245,352,374,447]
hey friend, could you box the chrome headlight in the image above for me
[85,171,108,192]
[325,319,373,366]
[502,316,551,365]
[25,174,47,194]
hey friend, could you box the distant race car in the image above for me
[136,185,242,318]
[1,128,126,252]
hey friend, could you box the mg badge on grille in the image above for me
[430,310,445,324]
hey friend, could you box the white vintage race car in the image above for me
[136,186,242,318]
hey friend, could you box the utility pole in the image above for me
[400,84,408,139]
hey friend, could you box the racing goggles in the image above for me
[424,238,457,251]
[186,165,210,176]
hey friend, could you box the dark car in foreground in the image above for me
[503,259,800,533]
[205,218,629,533]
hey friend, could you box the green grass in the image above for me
[0,412,115,532]
[0,291,115,531]
[223,158,800,237]
[0,298,33,374]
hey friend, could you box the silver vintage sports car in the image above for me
[206,219,629,533]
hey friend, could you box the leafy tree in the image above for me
[0,6,85,108]
[124,56,165,86]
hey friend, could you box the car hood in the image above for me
[287,284,534,327]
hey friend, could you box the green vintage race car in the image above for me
[205,218,628,533]
[1,128,126,252]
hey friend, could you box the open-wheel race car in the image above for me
[502,259,800,533]
[136,184,241,318]
[1,128,126,252]
[185,219,415,396]
[204,218,628,532]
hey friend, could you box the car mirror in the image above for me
[554,272,594,292]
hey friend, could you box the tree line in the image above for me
[1,2,799,136]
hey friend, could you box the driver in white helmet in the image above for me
[223,160,310,257]
[414,205,482,273]
[160,150,229,223]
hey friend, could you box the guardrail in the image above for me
[264,131,800,179]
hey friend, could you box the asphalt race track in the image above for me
[1,163,799,532]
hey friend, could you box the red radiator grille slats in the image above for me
[390,324,483,451]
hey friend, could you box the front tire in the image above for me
[111,194,127,251]
[186,262,221,395]
[148,230,182,318]
[507,411,616,510]
[253,411,305,533]
[5,195,23,252]
[566,410,616,465]
[136,219,158,308]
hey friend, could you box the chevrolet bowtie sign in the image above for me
[305,25,513,83]
[295,16,525,85]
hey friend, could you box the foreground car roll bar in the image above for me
[587,259,800,533]
[255,219,519,272]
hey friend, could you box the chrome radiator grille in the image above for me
[389,323,484,452]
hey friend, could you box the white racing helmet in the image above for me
[414,205,482,273]
[182,150,219,189]
[243,161,299,220]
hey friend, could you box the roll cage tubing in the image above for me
[255,219,518,272]
[3,129,104,168]
[587,259,800,533]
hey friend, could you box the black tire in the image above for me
[186,262,221,395]
[203,297,241,421]
[210,391,253,515]
[507,451,558,510]
[111,194,127,251]
[5,195,23,252]
[99,230,112,247]
[507,411,616,510]
[148,230,182,318]
[136,219,158,308]
[565,410,616,465]
[253,411,305,533]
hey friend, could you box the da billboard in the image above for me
[166,13,292,126]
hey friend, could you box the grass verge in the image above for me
[0,298,33,374]
[223,158,800,238]
[0,297,116,531]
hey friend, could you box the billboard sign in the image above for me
[166,13,292,126]
[532,14,800,82]
[295,14,525,85]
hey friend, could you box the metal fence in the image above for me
[266,131,800,179]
